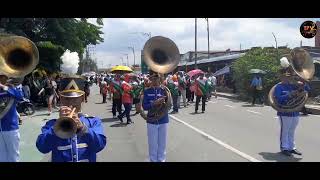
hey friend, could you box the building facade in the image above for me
[315,21,320,47]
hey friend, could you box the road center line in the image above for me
[169,115,261,162]
[224,105,234,108]
[246,110,262,115]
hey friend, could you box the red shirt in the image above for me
[121,81,133,104]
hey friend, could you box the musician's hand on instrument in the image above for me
[59,106,72,117]
[154,97,165,106]
[73,114,84,131]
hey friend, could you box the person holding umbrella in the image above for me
[250,74,263,106]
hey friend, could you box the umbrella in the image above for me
[249,69,266,74]
[111,65,133,73]
[187,69,204,78]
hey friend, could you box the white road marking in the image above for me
[224,105,234,108]
[246,110,262,115]
[218,97,228,100]
[208,101,217,104]
[169,115,261,162]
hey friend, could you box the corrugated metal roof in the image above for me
[179,53,246,66]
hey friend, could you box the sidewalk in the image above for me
[216,91,320,115]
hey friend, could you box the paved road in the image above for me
[19,84,320,162]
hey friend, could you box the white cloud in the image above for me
[90,18,319,68]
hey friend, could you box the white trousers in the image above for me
[0,129,20,162]
[278,116,299,151]
[147,123,168,162]
[177,89,186,108]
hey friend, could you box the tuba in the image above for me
[0,35,39,119]
[139,36,180,121]
[0,35,39,78]
[268,47,315,112]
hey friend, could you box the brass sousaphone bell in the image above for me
[0,35,39,119]
[268,47,315,112]
[0,35,39,78]
[140,36,180,121]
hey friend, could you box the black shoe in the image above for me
[117,115,123,123]
[195,110,198,114]
[281,150,293,157]
[201,111,205,113]
[290,149,302,155]
[127,120,133,124]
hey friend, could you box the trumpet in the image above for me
[54,107,78,139]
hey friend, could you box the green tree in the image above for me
[232,47,291,102]
[0,18,104,73]
[36,41,65,74]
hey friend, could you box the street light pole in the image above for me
[195,18,198,69]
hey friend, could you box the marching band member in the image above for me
[274,57,307,157]
[177,72,187,108]
[194,73,208,113]
[166,75,179,113]
[117,75,133,124]
[142,71,169,162]
[0,75,24,162]
[131,76,143,115]
[109,74,123,119]
[36,75,106,162]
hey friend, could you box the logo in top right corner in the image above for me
[300,21,318,39]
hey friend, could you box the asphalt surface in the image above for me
[19,84,320,162]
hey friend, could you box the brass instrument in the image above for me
[0,35,39,118]
[0,36,39,78]
[268,47,315,112]
[140,36,180,121]
[54,107,78,139]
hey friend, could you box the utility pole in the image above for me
[126,54,129,66]
[205,18,210,60]
[120,57,124,65]
[240,43,242,51]
[272,32,279,61]
[195,18,198,69]
[128,46,135,66]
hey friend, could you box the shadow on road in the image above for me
[101,118,120,123]
[110,123,127,128]
[189,112,198,115]
[95,102,107,104]
[259,152,303,162]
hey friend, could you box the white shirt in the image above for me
[210,76,216,86]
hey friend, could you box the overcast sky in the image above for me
[88,18,320,69]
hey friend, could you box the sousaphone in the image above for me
[140,36,180,121]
